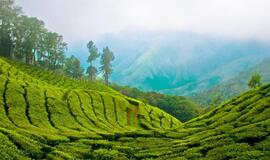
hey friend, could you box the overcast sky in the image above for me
[16,0,270,44]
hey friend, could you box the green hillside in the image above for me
[0,57,181,159]
[111,83,204,122]
[0,57,270,159]
[153,84,270,159]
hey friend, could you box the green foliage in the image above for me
[0,55,270,159]
[205,143,263,160]
[111,83,204,122]
[0,0,22,58]
[0,132,28,160]
[64,55,84,78]
[87,65,98,80]
[87,41,100,64]
[0,57,184,159]
[0,0,68,68]
[92,149,127,160]
[87,40,100,80]
[100,46,115,85]
[248,73,262,88]
[1,0,119,88]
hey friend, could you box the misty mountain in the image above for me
[192,57,270,107]
[97,31,270,95]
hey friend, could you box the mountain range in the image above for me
[97,31,270,96]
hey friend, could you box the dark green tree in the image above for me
[87,66,98,80]
[100,46,114,85]
[13,16,45,64]
[36,32,67,69]
[0,0,21,58]
[0,0,68,73]
[248,73,262,89]
[64,55,84,79]
[41,32,57,66]
[86,40,99,80]
[49,34,67,69]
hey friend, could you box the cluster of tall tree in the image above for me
[0,0,82,79]
[86,41,114,85]
[0,0,68,69]
[1,0,115,84]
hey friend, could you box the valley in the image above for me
[0,57,269,159]
[1,0,270,159]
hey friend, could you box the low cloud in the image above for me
[16,0,270,44]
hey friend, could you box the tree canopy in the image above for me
[86,40,99,80]
[100,46,114,85]
[248,73,262,88]
[0,0,84,79]
[64,55,84,78]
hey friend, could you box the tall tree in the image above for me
[38,32,67,69]
[35,28,48,64]
[49,34,67,69]
[0,0,21,58]
[0,0,68,73]
[248,73,262,89]
[100,46,114,85]
[64,55,84,79]
[41,32,57,66]
[86,40,99,80]
[13,16,45,64]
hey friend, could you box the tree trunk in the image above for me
[0,32,13,58]
[25,54,28,64]
[105,74,109,86]
[26,52,32,64]
[33,49,36,65]
[53,59,57,70]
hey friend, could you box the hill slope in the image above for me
[0,57,270,159]
[0,58,181,159]
[111,83,204,122]
[193,57,270,107]
[130,84,270,159]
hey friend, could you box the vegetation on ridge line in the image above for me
[111,83,204,122]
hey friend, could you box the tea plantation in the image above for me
[0,57,269,159]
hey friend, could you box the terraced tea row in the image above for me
[0,58,181,140]
[5,58,118,94]
[0,57,270,159]
[130,83,270,159]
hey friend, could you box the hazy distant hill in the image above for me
[192,57,270,107]
[97,31,270,95]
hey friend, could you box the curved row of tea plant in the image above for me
[131,83,270,159]
[0,58,181,159]
[0,57,270,159]
[5,58,118,94]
